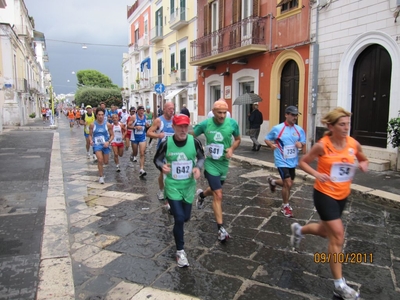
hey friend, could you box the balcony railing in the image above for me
[138,34,150,50]
[169,7,189,30]
[170,69,187,84]
[150,26,163,43]
[190,17,269,66]
[129,43,139,55]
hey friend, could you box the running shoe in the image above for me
[116,165,120,172]
[99,176,105,184]
[130,155,134,162]
[139,169,147,177]
[165,202,172,214]
[87,153,91,159]
[176,250,189,268]
[333,279,360,300]
[218,227,230,242]
[133,156,137,162]
[157,190,164,200]
[290,222,303,249]
[196,189,205,209]
[267,176,276,192]
[281,205,293,218]
[93,154,97,162]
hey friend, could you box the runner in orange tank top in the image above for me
[290,107,368,300]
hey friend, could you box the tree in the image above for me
[74,87,122,108]
[76,70,119,89]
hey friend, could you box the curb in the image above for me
[231,154,400,209]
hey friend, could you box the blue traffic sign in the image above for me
[154,83,165,94]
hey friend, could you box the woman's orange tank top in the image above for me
[314,135,358,200]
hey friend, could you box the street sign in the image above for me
[154,83,165,94]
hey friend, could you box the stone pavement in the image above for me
[1,117,400,299]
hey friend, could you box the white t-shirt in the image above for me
[207,110,231,118]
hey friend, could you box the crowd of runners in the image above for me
[65,100,368,300]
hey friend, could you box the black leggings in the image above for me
[313,189,347,221]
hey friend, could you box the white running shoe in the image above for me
[218,227,230,242]
[93,154,97,162]
[157,190,164,200]
[139,169,147,177]
[196,189,205,209]
[99,176,105,184]
[333,279,360,300]
[290,223,303,249]
[116,165,120,172]
[132,156,137,162]
[87,153,91,159]
[176,250,189,268]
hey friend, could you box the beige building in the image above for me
[123,0,198,122]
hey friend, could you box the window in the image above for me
[170,53,175,70]
[157,58,163,83]
[180,48,186,81]
[155,8,163,36]
[134,29,139,44]
[277,0,298,13]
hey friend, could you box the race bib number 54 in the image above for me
[330,163,356,182]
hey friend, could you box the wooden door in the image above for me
[280,60,299,123]
[351,44,391,148]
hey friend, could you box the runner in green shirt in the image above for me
[193,99,241,242]
[154,114,205,267]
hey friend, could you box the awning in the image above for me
[164,88,186,100]
[140,57,151,72]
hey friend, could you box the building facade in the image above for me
[0,0,50,131]
[310,0,400,170]
[191,0,311,139]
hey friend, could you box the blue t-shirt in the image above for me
[156,116,174,149]
[265,122,306,168]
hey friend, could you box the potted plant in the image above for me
[171,67,177,73]
[388,113,400,169]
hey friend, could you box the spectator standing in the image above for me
[248,103,263,151]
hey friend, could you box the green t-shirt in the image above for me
[164,135,197,203]
[193,117,240,179]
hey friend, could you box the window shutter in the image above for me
[232,0,241,23]
[277,0,291,8]
[204,4,209,35]
[219,0,224,29]
[253,0,259,17]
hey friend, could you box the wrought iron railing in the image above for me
[190,17,268,62]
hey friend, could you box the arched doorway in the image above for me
[279,60,299,123]
[351,44,391,148]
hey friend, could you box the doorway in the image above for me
[279,60,299,123]
[351,44,391,148]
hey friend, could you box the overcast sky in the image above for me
[24,0,133,95]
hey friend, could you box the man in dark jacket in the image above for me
[248,103,263,151]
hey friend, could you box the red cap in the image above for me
[173,114,190,126]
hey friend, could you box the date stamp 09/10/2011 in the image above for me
[314,252,373,264]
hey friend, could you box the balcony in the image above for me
[169,7,189,31]
[150,26,163,43]
[170,69,188,85]
[129,43,139,55]
[190,17,269,66]
[43,53,49,62]
[138,34,150,50]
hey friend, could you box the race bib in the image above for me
[146,120,152,125]
[205,143,224,160]
[171,161,192,180]
[115,137,122,143]
[283,145,297,159]
[330,163,356,182]
[94,136,105,144]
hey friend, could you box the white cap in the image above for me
[122,106,126,110]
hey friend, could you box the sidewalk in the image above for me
[1,117,400,300]
[232,140,400,208]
